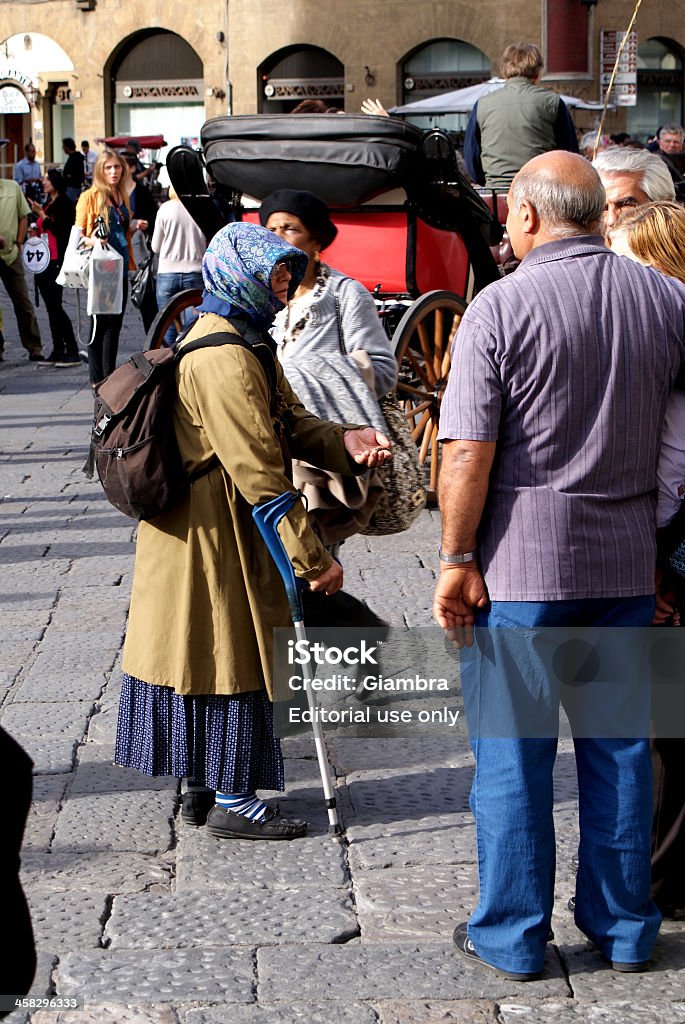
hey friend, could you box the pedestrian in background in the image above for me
[28,170,80,366]
[151,186,206,345]
[62,137,85,204]
[593,147,675,231]
[13,142,42,198]
[464,42,578,190]
[123,153,159,332]
[0,173,44,362]
[81,140,98,186]
[76,149,147,383]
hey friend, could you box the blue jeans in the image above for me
[156,272,203,346]
[460,597,661,974]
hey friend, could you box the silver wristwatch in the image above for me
[438,548,477,564]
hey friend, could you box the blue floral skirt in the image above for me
[115,674,284,792]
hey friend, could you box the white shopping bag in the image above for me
[87,243,124,315]
[56,226,91,289]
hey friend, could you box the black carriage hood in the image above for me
[200,114,424,207]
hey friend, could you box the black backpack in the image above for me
[84,324,277,521]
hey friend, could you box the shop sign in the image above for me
[116,80,204,104]
[0,85,30,114]
[601,30,638,106]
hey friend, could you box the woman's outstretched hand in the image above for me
[344,427,392,468]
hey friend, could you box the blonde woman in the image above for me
[75,149,148,383]
[609,199,685,918]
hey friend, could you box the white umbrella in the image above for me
[389,78,609,115]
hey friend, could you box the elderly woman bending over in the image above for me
[115,222,390,841]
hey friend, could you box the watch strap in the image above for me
[438,547,477,564]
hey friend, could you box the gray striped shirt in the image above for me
[439,236,685,600]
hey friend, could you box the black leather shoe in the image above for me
[604,957,650,973]
[180,790,215,827]
[206,803,307,841]
[452,923,542,982]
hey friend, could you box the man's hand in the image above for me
[433,564,489,647]
[653,568,677,624]
[308,561,344,595]
[344,427,392,468]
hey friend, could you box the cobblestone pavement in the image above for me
[1,292,684,1023]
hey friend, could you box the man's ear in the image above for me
[519,199,539,235]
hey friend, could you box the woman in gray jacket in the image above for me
[260,189,397,396]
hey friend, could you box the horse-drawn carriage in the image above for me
[151,114,501,497]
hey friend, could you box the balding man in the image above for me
[593,147,676,230]
[434,151,685,980]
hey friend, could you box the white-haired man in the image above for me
[593,147,677,229]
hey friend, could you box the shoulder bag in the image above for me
[334,289,425,535]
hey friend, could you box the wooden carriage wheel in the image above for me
[146,288,204,350]
[391,290,467,504]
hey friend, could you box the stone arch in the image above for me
[258,44,344,113]
[628,36,685,141]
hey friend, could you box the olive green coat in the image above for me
[121,313,358,698]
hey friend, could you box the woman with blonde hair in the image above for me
[75,148,148,383]
[609,198,685,919]
[608,200,685,284]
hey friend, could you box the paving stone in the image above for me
[1,701,93,738]
[498,1001,685,1023]
[70,743,177,794]
[12,733,79,775]
[32,1006,179,1024]
[21,780,68,852]
[356,864,478,914]
[84,704,119,744]
[14,667,109,704]
[176,827,347,891]
[328,735,471,775]
[51,791,174,855]
[184,1002,379,1023]
[56,949,255,1003]
[346,766,472,824]
[375,999,500,1023]
[26,890,108,955]
[106,888,358,948]
[21,852,172,894]
[257,944,570,1002]
[564,934,685,998]
[347,818,476,870]
[1,952,56,1024]
[356,864,479,942]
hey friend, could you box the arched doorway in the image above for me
[400,38,491,132]
[1,33,74,172]
[627,37,684,141]
[108,31,205,163]
[258,46,344,113]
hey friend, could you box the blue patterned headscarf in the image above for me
[198,222,308,331]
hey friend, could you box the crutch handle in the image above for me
[252,492,305,622]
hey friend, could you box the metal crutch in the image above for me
[252,491,343,839]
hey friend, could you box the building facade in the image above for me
[1,0,684,175]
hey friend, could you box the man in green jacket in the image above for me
[464,42,579,191]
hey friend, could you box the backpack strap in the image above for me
[175,326,278,406]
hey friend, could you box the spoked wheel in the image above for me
[145,288,204,350]
[391,290,467,504]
